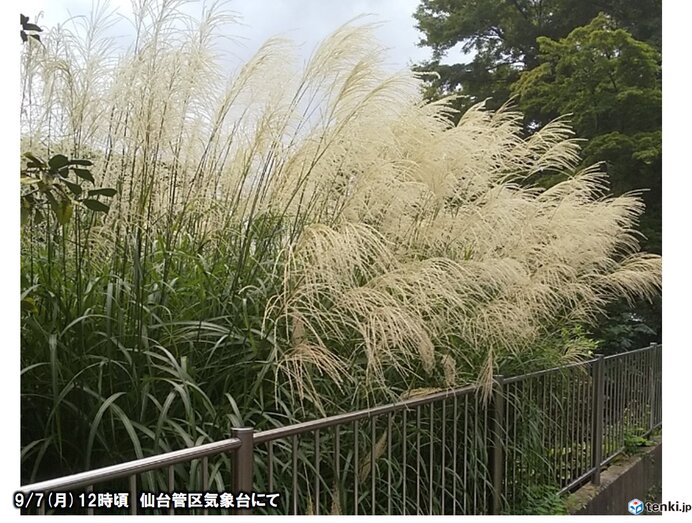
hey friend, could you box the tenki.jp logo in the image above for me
[628,498,644,515]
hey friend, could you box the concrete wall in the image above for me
[566,441,662,515]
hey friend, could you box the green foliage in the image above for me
[623,429,653,455]
[20,13,42,44]
[20,153,115,227]
[508,484,568,515]
[498,324,598,377]
[512,14,661,141]
[593,308,657,355]
[413,0,660,111]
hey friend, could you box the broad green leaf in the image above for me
[24,152,45,168]
[48,154,69,171]
[63,179,83,196]
[73,168,95,183]
[68,159,94,166]
[87,188,117,197]
[82,199,109,213]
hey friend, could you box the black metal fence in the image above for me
[17,343,662,515]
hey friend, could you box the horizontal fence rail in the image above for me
[18,344,662,515]
[17,433,246,515]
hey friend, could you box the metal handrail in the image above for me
[603,342,661,360]
[254,383,478,444]
[20,437,242,492]
[503,357,597,384]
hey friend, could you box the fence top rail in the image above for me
[20,437,242,493]
[603,342,660,361]
[253,383,479,444]
[503,342,659,384]
[503,357,598,385]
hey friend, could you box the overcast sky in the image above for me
[20,0,469,70]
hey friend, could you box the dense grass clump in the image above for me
[20,0,660,483]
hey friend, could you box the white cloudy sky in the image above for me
[20,0,469,70]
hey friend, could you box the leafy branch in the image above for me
[20,14,42,44]
[21,153,116,226]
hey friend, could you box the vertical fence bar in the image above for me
[334,426,341,513]
[371,420,376,515]
[402,409,407,515]
[202,456,209,515]
[569,371,577,487]
[315,429,321,515]
[657,344,662,426]
[472,393,478,515]
[292,435,298,514]
[605,362,612,457]
[463,395,468,515]
[416,406,421,514]
[482,393,489,514]
[231,427,254,515]
[648,343,657,433]
[387,412,392,515]
[354,419,359,515]
[452,396,458,515]
[429,402,434,515]
[618,356,626,451]
[129,475,137,515]
[591,355,605,485]
[268,441,274,492]
[509,382,516,507]
[491,376,505,515]
[441,399,446,513]
[639,350,646,429]
[575,373,583,480]
[168,465,175,515]
[507,382,520,504]
[549,372,558,489]
[626,354,632,435]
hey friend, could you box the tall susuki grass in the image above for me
[20,0,660,483]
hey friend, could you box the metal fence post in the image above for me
[648,343,657,433]
[591,355,604,486]
[490,375,505,515]
[231,427,254,515]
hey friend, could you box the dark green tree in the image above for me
[414,0,661,113]
[513,14,661,252]
[511,15,661,351]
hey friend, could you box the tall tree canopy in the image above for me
[414,0,661,111]
[512,14,661,252]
